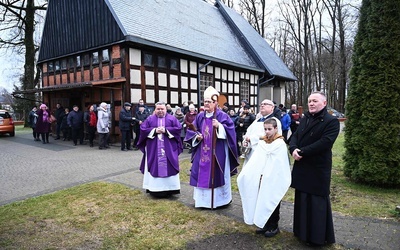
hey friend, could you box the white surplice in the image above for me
[237,137,291,228]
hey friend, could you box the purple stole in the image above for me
[157,117,168,177]
[198,116,213,187]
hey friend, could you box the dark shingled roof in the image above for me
[38,0,296,81]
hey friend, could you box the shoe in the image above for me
[121,149,128,151]
[256,227,268,234]
[105,145,110,148]
[90,144,93,147]
[54,137,60,140]
[42,141,46,144]
[264,228,279,238]
[99,147,104,150]
[73,143,77,146]
[127,148,133,150]
[133,147,139,151]
[63,138,66,141]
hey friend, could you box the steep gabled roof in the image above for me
[38,0,296,81]
[38,0,124,62]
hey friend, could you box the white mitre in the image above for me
[204,86,219,100]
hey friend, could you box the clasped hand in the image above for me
[292,149,303,161]
[156,126,165,134]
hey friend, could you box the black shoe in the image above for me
[255,227,268,234]
[133,147,139,151]
[42,141,46,144]
[73,143,77,146]
[127,148,133,151]
[54,138,60,140]
[264,228,279,238]
[121,149,128,151]
[63,138,66,141]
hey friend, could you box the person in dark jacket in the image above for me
[235,105,255,157]
[67,105,84,146]
[289,91,340,246]
[84,104,97,147]
[54,103,64,140]
[272,101,282,120]
[28,106,40,141]
[60,108,71,141]
[133,105,150,150]
[288,104,300,142]
[119,102,135,151]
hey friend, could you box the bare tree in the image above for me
[238,0,270,38]
[220,0,235,8]
[0,0,47,123]
[271,0,359,110]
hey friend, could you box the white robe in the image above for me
[237,137,291,228]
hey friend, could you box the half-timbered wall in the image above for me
[128,48,259,111]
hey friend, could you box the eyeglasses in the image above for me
[260,103,273,106]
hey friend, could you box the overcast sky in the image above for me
[0,48,22,93]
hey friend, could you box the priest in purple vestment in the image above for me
[137,101,183,197]
[184,86,239,208]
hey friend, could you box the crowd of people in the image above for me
[27,90,338,247]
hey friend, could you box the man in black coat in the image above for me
[54,103,64,140]
[132,105,150,150]
[119,102,135,151]
[67,105,84,146]
[289,91,340,246]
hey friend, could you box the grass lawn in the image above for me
[0,132,399,249]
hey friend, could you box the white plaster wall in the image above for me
[130,69,140,84]
[129,48,141,66]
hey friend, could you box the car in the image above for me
[327,107,345,118]
[0,109,15,136]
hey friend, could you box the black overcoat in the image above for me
[289,107,340,196]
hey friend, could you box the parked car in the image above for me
[0,109,15,136]
[327,107,345,118]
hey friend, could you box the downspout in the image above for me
[197,61,212,108]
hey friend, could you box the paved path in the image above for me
[0,130,399,249]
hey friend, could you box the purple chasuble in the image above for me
[137,114,183,177]
[184,109,239,189]
[157,117,168,177]
[198,117,213,187]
